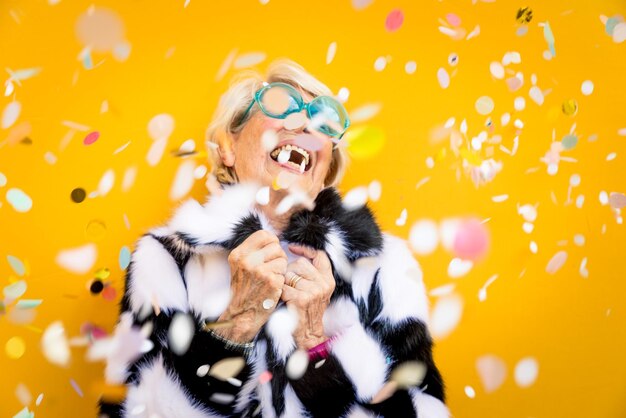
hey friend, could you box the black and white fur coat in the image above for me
[99,182,449,418]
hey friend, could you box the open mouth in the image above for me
[269,144,313,173]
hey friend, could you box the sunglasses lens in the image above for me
[308,97,348,137]
[259,85,300,117]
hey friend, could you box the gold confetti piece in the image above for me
[391,361,427,388]
[209,357,246,380]
[562,99,578,116]
[516,6,533,24]
[86,219,107,241]
[6,336,26,359]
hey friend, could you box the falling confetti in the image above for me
[409,219,439,255]
[168,313,194,355]
[209,357,246,380]
[447,258,473,278]
[233,52,267,69]
[385,9,404,32]
[6,188,33,212]
[453,218,490,260]
[286,349,309,379]
[476,355,507,393]
[69,378,83,397]
[514,357,539,387]
[83,131,100,145]
[7,255,26,276]
[41,321,70,366]
[326,42,337,64]
[437,67,450,89]
[546,250,568,274]
[475,96,495,115]
[2,101,21,129]
[543,21,556,56]
[430,294,463,339]
[5,336,26,359]
[581,80,594,95]
[119,246,131,270]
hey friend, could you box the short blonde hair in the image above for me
[205,58,350,188]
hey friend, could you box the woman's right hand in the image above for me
[215,230,288,343]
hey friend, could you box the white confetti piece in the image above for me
[437,68,450,89]
[6,188,33,212]
[98,169,115,196]
[409,219,439,255]
[168,313,194,355]
[337,87,350,103]
[210,392,236,404]
[618,128,626,136]
[492,194,509,202]
[447,258,473,278]
[574,234,585,246]
[478,274,498,302]
[233,52,266,69]
[368,180,382,202]
[475,96,494,115]
[580,257,589,278]
[476,355,507,393]
[514,97,526,111]
[606,152,617,161]
[215,48,238,82]
[489,62,504,79]
[286,349,309,379]
[430,294,463,339]
[4,280,27,299]
[546,250,568,274]
[466,25,480,40]
[146,138,168,166]
[581,80,594,96]
[613,22,626,43]
[429,284,456,298]
[502,51,521,65]
[529,241,538,254]
[514,357,539,387]
[529,86,544,105]
[2,101,21,129]
[465,385,476,398]
[405,61,417,74]
[255,186,270,205]
[599,191,609,205]
[56,244,97,274]
[41,321,70,366]
[196,364,210,377]
[148,114,175,141]
[342,186,369,210]
[113,141,131,154]
[395,208,408,226]
[349,103,381,123]
[122,166,138,192]
[575,195,585,208]
[170,160,196,200]
[326,42,337,64]
[518,204,537,222]
[36,393,44,406]
[44,151,57,164]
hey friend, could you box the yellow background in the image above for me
[1,0,626,416]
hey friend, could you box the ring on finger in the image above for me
[288,273,304,288]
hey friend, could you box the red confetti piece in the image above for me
[385,9,404,32]
[83,131,100,145]
[102,285,117,301]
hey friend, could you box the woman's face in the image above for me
[224,89,334,200]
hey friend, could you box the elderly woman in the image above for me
[99,59,448,418]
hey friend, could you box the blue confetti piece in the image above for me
[119,246,131,270]
[543,22,556,57]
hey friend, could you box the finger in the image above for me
[280,283,302,303]
[288,244,317,260]
[264,258,288,277]
[286,260,318,282]
[259,242,288,262]
[242,230,279,251]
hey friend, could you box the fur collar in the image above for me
[165,182,383,276]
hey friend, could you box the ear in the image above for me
[215,128,236,167]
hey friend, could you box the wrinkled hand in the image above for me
[281,244,335,350]
[217,230,288,343]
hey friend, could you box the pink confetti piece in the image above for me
[385,9,404,32]
[446,13,462,27]
[84,131,100,146]
[259,370,273,384]
[69,379,84,397]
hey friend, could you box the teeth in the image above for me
[270,144,310,165]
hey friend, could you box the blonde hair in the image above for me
[205,58,350,188]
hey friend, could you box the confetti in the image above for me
[112,40,131,61]
[2,101,21,129]
[516,7,533,24]
[349,103,381,123]
[233,52,266,69]
[561,134,578,150]
[529,241,538,254]
[580,257,589,278]
[168,313,194,355]
[69,378,83,397]
[16,300,42,309]
[210,357,246,380]
[448,258,473,278]
[76,7,125,52]
[429,284,456,298]
[368,180,382,202]
[562,99,578,116]
[83,131,99,145]
[352,0,373,10]
[0,172,6,186]
[122,166,138,192]
[391,361,427,388]
[453,218,490,260]
[4,280,27,300]
[514,357,539,387]
[7,255,26,276]
[90,280,104,294]
[119,246,131,270]
[465,385,476,398]
[491,194,509,202]
[546,250,568,274]
[374,57,387,72]
[437,67,450,89]
[489,62,505,79]
[326,42,337,64]
[12,407,34,418]
[259,370,273,384]
[86,219,107,241]
[255,186,270,205]
[581,80,594,95]
[514,97,526,111]
[430,294,463,339]
[5,336,26,359]
[286,349,309,379]
[36,393,43,406]
[543,22,556,56]
[405,61,417,74]
[395,208,408,226]
[209,393,235,404]
[342,186,369,210]
[609,192,626,209]
[6,188,33,212]
[98,169,115,196]
[448,53,459,66]
[529,86,544,105]
[385,9,404,32]
[16,383,32,406]
[170,160,196,201]
[409,219,439,255]
[475,96,495,115]
[606,152,617,161]
[613,22,626,43]
[148,114,175,141]
[56,244,97,274]
[476,355,507,393]
[70,188,86,203]
[196,364,210,377]
[478,274,498,302]
[41,321,70,366]
[599,191,609,205]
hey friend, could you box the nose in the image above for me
[283,109,310,134]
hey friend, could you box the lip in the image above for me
[269,155,310,174]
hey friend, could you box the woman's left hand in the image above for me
[280,244,335,350]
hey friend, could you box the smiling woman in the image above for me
[98,58,448,418]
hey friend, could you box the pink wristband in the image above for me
[307,334,338,361]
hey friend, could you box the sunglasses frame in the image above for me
[237,82,350,139]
